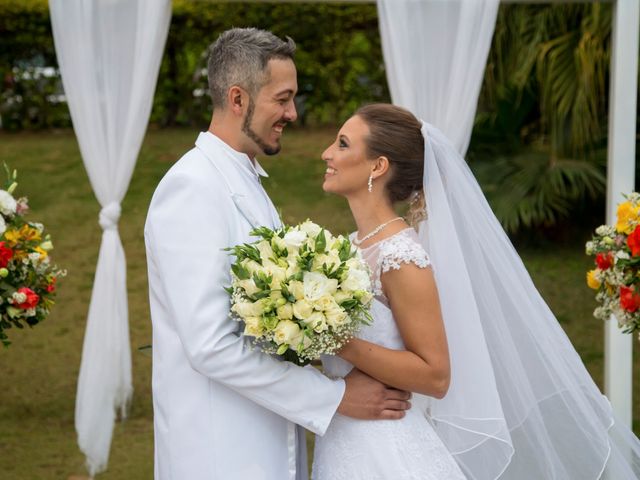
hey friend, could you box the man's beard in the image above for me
[242,97,282,156]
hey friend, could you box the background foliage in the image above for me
[0,1,636,234]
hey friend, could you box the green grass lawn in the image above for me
[0,127,638,479]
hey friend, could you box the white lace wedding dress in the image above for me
[312,228,466,480]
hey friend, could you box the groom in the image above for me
[145,28,411,480]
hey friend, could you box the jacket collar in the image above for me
[195,131,269,179]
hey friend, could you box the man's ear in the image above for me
[228,86,246,116]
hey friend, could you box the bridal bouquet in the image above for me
[586,192,640,337]
[226,220,373,365]
[0,168,65,347]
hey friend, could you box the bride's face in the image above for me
[321,115,373,197]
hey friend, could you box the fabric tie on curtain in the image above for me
[99,202,121,231]
[49,0,172,475]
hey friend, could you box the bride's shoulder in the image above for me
[378,228,431,273]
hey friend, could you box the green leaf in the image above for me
[315,229,326,253]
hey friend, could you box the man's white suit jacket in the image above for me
[145,132,345,479]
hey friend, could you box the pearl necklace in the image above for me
[353,217,404,246]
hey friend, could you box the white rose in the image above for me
[304,311,329,333]
[313,294,339,312]
[276,303,293,320]
[341,268,371,293]
[237,278,260,297]
[289,281,305,300]
[293,299,314,320]
[0,216,6,236]
[345,257,363,270]
[256,240,274,263]
[271,235,287,253]
[313,250,342,271]
[243,316,263,337]
[242,259,262,276]
[264,263,287,289]
[0,190,16,216]
[298,220,322,237]
[273,320,302,345]
[303,271,338,301]
[325,307,349,329]
[232,301,262,319]
[333,290,352,305]
[283,229,307,251]
[286,261,299,278]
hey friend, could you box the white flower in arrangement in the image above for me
[256,240,275,263]
[273,320,302,346]
[0,215,6,236]
[25,308,36,317]
[595,225,615,236]
[232,300,263,318]
[298,220,322,237]
[237,278,260,297]
[304,311,329,333]
[341,267,371,293]
[325,306,349,328]
[243,316,263,337]
[226,221,373,363]
[283,229,307,250]
[615,251,630,261]
[11,291,27,304]
[313,250,342,271]
[304,271,339,301]
[0,190,17,216]
[288,280,305,301]
[333,290,352,305]
[276,303,293,320]
[313,295,339,312]
[585,241,595,255]
[293,299,313,320]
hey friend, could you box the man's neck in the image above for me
[208,116,257,160]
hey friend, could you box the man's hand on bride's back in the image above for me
[337,368,412,420]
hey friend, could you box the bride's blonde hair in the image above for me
[355,103,426,227]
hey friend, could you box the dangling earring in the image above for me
[367,174,373,193]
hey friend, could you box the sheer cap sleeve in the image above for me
[379,229,431,274]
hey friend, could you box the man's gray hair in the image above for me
[207,28,296,109]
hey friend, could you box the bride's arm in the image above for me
[338,263,451,398]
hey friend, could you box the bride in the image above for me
[312,103,640,479]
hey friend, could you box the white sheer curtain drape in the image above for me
[377,0,499,155]
[49,0,171,475]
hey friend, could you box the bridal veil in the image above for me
[415,121,640,479]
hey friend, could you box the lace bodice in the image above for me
[321,227,432,379]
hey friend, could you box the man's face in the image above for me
[242,58,298,156]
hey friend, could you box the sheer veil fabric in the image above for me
[416,121,640,479]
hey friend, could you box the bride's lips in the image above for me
[324,166,337,178]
